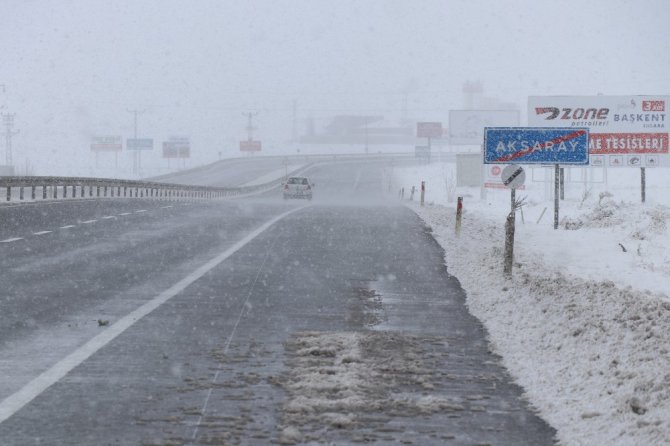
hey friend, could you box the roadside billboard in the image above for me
[449,110,519,145]
[416,122,443,138]
[91,136,122,152]
[126,138,154,151]
[528,96,669,167]
[240,140,262,152]
[162,137,190,158]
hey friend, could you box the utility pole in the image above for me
[243,111,258,141]
[2,112,19,167]
[242,111,258,156]
[291,100,297,143]
[127,108,145,176]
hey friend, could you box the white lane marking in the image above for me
[59,225,75,229]
[33,231,52,236]
[0,237,23,243]
[191,221,279,440]
[160,205,173,209]
[353,169,362,191]
[81,220,97,224]
[118,213,131,216]
[0,207,304,426]
[134,209,147,213]
[101,216,116,220]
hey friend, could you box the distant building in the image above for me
[300,115,415,145]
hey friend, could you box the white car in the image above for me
[283,176,313,200]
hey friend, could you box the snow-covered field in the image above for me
[393,162,670,446]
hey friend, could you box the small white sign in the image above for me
[501,164,526,189]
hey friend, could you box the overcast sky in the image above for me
[1,0,668,175]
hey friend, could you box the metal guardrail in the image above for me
[0,164,313,203]
[0,153,417,204]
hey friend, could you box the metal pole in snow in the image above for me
[420,181,425,206]
[554,164,560,230]
[641,167,646,203]
[455,196,463,236]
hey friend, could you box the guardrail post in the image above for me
[42,185,47,199]
[95,186,99,197]
[135,187,139,198]
[63,185,67,198]
[6,186,11,201]
[104,186,108,197]
[53,186,57,199]
[19,186,24,200]
[124,187,127,197]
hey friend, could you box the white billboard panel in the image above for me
[528,96,669,167]
[449,110,519,145]
[91,136,122,152]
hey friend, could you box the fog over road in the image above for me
[0,159,555,445]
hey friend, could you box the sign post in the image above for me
[417,122,442,163]
[554,164,560,229]
[500,164,526,275]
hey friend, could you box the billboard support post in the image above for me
[641,167,646,203]
[554,164,560,230]
[504,210,515,277]
[559,167,565,200]
[427,137,431,163]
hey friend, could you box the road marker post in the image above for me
[455,196,463,236]
[420,181,425,206]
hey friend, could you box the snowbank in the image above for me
[394,162,670,445]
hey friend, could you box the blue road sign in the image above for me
[126,138,154,151]
[484,127,589,164]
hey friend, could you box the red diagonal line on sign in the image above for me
[494,130,587,163]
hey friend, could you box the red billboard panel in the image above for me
[589,133,669,154]
[417,122,443,138]
[643,100,665,112]
[240,140,262,152]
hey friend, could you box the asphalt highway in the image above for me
[0,159,556,445]
[149,157,299,187]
